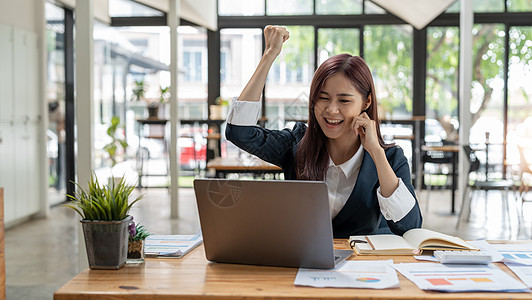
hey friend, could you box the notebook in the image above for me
[350,228,478,255]
[193,179,353,269]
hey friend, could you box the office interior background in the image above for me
[1,0,532,298]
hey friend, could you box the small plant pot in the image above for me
[147,106,159,119]
[81,215,132,270]
[127,240,145,263]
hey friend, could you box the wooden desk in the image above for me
[422,145,459,214]
[54,240,531,299]
[207,156,282,178]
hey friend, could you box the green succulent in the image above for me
[129,222,151,242]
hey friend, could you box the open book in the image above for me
[144,234,203,258]
[349,228,477,255]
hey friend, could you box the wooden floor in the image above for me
[5,186,532,299]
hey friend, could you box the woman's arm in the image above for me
[382,148,423,235]
[238,26,289,101]
[353,112,398,197]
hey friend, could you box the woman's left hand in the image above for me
[353,112,381,155]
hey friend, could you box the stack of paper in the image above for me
[144,234,203,258]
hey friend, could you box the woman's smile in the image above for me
[324,118,343,126]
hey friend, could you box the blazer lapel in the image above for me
[332,150,380,226]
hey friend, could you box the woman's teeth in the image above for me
[326,118,342,125]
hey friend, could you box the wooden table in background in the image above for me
[54,240,532,299]
[206,156,282,178]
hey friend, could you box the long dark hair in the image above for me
[295,54,392,180]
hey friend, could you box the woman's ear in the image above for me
[364,94,372,111]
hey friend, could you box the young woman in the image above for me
[225,26,422,238]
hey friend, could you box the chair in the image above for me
[457,145,515,227]
[136,119,169,188]
[517,144,532,204]
[421,141,456,214]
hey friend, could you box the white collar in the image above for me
[328,145,365,179]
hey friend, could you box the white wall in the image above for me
[0,0,39,32]
[0,0,47,226]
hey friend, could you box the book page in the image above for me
[367,234,416,250]
[403,228,474,250]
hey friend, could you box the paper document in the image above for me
[394,262,528,292]
[492,243,532,265]
[505,263,532,288]
[294,260,400,289]
[467,240,504,262]
[145,234,203,258]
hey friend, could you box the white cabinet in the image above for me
[0,24,14,122]
[0,24,43,225]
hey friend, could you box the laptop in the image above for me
[193,179,353,269]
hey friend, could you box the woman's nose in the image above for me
[324,100,339,113]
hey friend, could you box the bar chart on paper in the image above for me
[394,263,529,292]
[493,244,532,265]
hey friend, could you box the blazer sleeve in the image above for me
[384,147,423,235]
[225,122,306,168]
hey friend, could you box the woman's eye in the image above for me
[318,97,329,101]
[339,99,350,103]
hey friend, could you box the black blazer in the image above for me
[225,122,423,238]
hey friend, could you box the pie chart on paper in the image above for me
[356,277,381,283]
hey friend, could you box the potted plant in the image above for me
[104,116,128,169]
[127,217,151,262]
[156,85,170,118]
[65,172,143,269]
[103,116,128,186]
[132,80,146,102]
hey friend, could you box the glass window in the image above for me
[178,27,208,119]
[446,1,460,12]
[425,27,459,143]
[220,28,263,100]
[218,0,265,16]
[109,0,164,17]
[318,28,360,65]
[507,26,532,167]
[183,51,204,82]
[316,0,362,15]
[365,0,386,14]
[266,0,313,15]
[469,24,505,177]
[363,25,413,119]
[507,0,532,11]
[446,0,505,12]
[93,25,208,176]
[265,26,314,128]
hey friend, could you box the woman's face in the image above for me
[313,73,369,141]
